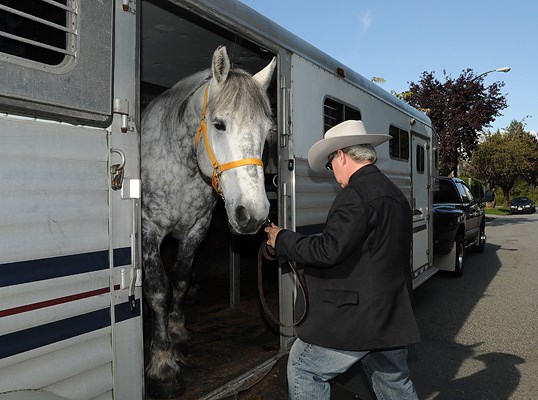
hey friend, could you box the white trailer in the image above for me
[0,1,438,399]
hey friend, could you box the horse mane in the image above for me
[209,68,272,124]
[142,67,272,145]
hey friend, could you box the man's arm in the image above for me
[267,188,369,268]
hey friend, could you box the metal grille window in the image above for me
[389,125,409,161]
[323,97,361,132]
[0,0,76,66]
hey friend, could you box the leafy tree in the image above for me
[401,69,507,176]
[469,120,538,206]
[504,120,538,185]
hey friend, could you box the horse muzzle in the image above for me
[228,205,268,235]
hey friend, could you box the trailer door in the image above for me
[0,1,143,399]
[411,133,430,275]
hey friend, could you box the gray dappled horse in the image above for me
[141,46,276,398]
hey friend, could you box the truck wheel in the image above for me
[472,224,486,253]
[453,237,464,276]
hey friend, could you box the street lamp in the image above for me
[472,66,511,82]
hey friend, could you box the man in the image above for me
[265,120,420,400]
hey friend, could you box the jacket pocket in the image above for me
[322,289,359,307]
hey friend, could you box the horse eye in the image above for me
[213,120,226,132]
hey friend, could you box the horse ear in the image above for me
[212,45,230,84]
[253,57,276,91]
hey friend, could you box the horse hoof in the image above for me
[146,375,185,399]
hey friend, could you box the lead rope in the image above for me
[257,241,308,328]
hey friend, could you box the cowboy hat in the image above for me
[307,120,391,172]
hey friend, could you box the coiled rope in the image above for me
[257,241,308,328]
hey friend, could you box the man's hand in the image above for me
[264,223,283,248]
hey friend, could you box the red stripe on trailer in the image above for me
[0,284,121,318]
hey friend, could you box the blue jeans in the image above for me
[287,338,418,400]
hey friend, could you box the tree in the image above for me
[469,120,538,206]
[401,69,507,176]
[504,120,538,186]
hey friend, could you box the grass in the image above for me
[484,207,510,215]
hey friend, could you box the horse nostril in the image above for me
[235,205,250,225]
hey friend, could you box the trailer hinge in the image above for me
[280,131,288,148]
[280,76,291,148]
[121,0,136,13]
[113,98,130,133]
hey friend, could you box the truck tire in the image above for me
[472,224,486,253]
[453,236,464,276]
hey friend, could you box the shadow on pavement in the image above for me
[409,241,524,400]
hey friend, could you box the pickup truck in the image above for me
[432,177,491,276]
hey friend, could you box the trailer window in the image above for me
[416,144,425,173]
[324,98,361,132]
[0,0,111,126]
[0,0,76,66]
[389,126,409,161]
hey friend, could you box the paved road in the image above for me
[409,212,538,400]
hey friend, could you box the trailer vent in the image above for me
[0,0,76,66]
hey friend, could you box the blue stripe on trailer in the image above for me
[115,299,141,323]
[0,308,111,359]
[0,248,132,287]
[0,250,109,287]
[113,247,132,268]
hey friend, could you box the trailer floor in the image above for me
[181,273,281,400]
[144,247,282,400]
[179,273,366,400]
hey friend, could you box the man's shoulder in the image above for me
[349,167,408,202]
[349,165,388,189]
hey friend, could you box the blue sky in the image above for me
[238,0,537,135]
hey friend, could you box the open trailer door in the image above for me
[139,1,287,398]
[0,1,144,399]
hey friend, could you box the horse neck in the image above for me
[164,73,210,156]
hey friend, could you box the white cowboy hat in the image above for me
[307,120,391,172]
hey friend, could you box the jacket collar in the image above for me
[349,163,379,183]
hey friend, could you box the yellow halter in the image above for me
[194,84,264,197]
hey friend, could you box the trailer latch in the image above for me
[110,148,126,191]
[129,294,137,312]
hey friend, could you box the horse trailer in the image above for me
[0,1,438,399]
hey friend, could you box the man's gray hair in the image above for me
[343,144,377,164]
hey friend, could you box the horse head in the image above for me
[195,46,276,234]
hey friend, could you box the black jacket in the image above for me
[275,164,420,351]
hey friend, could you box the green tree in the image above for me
[469,120,538,206]
[401,69,507,176]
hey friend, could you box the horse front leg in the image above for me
[143,227,185,398]
[167,249,195,365]
[168,217,212,365]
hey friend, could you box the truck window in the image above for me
[456,182,475,203]
[434,180,461,203]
